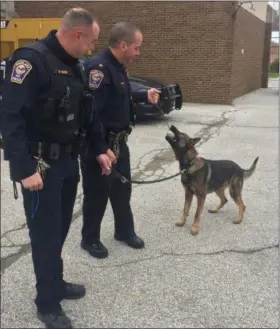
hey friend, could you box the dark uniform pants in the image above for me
[21,154,79,313]
[81,140,135,244]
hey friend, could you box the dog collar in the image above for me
[180,158,196,175]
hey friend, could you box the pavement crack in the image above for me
[131,147,171,181]
[1,243,31,274]
[83,243,279,269]
[1,223,27,240]
[2,236,16,247]
[193,108,235,147]
[163,243,279,257]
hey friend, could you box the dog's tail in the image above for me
[243,156,259,179]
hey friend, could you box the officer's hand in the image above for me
[96,154,112,176]
[21,172,43,191]
[147,88,161,104]
[107,149,117,164]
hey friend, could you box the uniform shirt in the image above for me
[84,48,148,133]
[0,30,107,181]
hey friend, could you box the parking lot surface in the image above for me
[1,80,278,328]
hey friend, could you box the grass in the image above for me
[269,72,279,78]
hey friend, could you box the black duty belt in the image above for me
[29,141,79,160]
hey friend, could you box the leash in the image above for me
[109,95,183,185]
[156,93,171,129]
[112,167,186,185]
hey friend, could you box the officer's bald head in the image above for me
[57,7,100,58]
[109,22,143,64]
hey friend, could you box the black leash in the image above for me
[112,167,186,185]
[108,90,182,185]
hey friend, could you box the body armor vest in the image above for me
[19,41,86,144]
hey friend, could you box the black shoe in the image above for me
[114,234,145,249]
[81,240,108,259]
[37,309,73,328]
[62,281,86,300]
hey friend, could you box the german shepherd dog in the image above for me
[165,125,259,235]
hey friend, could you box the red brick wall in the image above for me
[230,6,267,100]
[15,1,269,105]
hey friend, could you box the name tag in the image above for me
[66,114,75,121]
[55,69,72,76]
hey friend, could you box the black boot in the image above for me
[114,233,145,249]
[37,309,73,328]
[81,240,108,258]
[61,281,86,300]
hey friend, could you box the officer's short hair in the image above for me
[61,7,97,29]
[108,22,140,48]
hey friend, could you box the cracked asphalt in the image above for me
[1,79,279,328]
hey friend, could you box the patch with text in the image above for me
[11,59,32,84]
[89,69,104,89]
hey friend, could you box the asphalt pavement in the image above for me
[1,79,279,328]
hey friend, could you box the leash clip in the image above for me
[121,176,128,183]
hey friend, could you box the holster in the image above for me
[107,130,129,159]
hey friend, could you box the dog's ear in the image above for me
[189,137,201,146]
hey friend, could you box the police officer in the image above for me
[0,8,112,328]
[80,22,160,259]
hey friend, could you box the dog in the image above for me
[165,125,259,235]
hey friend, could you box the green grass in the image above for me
[269,72,279,78]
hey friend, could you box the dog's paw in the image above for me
[191,226,198,235]
[233,219,242,224]
[175,220,185,227]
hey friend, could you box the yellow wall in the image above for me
[0,18,60,59]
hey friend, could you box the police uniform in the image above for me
[0,30,107,327]
[80,47,146,259]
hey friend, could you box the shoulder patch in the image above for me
[10,59,32,84]
[89,69,104,89]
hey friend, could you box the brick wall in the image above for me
[262,22,272,88]
[230,6,267,100]
[15,1,269,105]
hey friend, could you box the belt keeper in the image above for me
[49,143,60,160]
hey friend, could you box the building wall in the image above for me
[270,42,279,63]
[14,1,269,105]
[239,0,268,22]
[1,1,16,18]
[231,6,267,99]
[15,1,235,104]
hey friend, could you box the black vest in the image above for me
[18,41,86,144]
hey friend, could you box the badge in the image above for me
[89,69,104,89]
[10,59,32,84]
